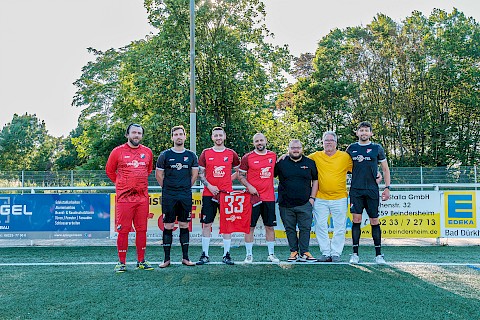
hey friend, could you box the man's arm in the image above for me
[155,169,164,188]
[380,160,391,200]
[238,170,258,195]
[105,151,117,183]
[199,167,219,194]
[309,180,318,205]
[191,168,199,186]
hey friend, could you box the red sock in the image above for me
[136,231,147,262]
[117,233,129,264]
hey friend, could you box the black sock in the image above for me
[180,228,190,260]
[371,224,382,256]
[352,222,361,254]
[163,229,173,261]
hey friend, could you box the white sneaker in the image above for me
[244,255,253,264]
[267,254,280,263]
[375,254,387,265]
[349,253,359,264]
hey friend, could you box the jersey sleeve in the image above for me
[156,151,166,170]
[191,151,199,168]
[232,150,240,169]
[147,148,154,175]
[105,148,118,183]
[239,154,249,172]
[377,144,387,162]
[198,150,207,169]
[310,160,318,180]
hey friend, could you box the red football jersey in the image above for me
[198,147,240,196]
[219,191,252,234]
[105,143,153,203]
[239,150,276,201]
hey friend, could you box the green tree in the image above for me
[0,113,54,171]
[71,0,290,165]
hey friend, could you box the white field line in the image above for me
[0,262,479,267]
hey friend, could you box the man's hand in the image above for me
[207,184,220,196]
[381,188,390,201]
[247,185,259,196]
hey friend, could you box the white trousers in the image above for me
[313,198,348,257]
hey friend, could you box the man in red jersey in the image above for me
[196,127,240,265]
[106,123,154,273]
[238,133,280,263]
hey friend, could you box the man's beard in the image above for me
[289,154,302,160]
[129,138,140,146]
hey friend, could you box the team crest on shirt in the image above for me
[260,167,272,179]
[224,157,229,162]
[140,153,145,159]
[366,149,372,153]
[268,158,273,163]
[213,166,226,178]
[184,156,189,162]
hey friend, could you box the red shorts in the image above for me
[115,201,149,234]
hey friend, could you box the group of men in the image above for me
[106,121,391,273]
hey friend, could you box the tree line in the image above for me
[0,1,478,171]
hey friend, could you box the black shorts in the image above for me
[200,196,219,224]
[349,188,379,218]
[251,201,277,227]
[162,195,192,223]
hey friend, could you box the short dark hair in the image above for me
[212,126,225,134]
[171,125,186,136]
[357,121,372,131]
[126,123,144,135]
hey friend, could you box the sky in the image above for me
[0,0,479,137]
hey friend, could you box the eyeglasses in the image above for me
[323,139,336,142]
[289,147,302,150]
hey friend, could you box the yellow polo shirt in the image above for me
[308,150,352,200]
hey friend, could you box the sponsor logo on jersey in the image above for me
[260,167,272,179]
[208,157,214,161]
[352,155,371,162]
[174,163,189,170]
[301,166,308,169]
[254,161,259,164]
[124,155,131,159]
[126,160,146,168]
[213,166,226,178]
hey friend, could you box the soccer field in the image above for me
[1,245,479,320]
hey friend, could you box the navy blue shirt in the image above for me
[346,142,386,191]
[274,156,318,207]
[156,148,198,195]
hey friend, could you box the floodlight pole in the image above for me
[189,0,197,154]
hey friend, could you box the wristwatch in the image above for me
[384,186,391,190]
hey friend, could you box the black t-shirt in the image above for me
[274,156,318,207]
[346,142,386,191]
[156,148,198,195]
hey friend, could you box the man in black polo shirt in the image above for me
[274,139,318,262]
[156,125,199,268]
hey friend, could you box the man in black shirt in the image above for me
[274,139,318,262]
[156,125,199,267]
[346,121,391,265]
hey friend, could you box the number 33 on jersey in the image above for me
[219,190,258,234]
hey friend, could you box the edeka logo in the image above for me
[445,192,476,228]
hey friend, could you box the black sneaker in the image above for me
[222,252,234,265]
[196,252,210,265]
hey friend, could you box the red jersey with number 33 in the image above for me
[198,147,240,196]
[105,143,153,203]
[219,191,252,234]
[239,150,276,201]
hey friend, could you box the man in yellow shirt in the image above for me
[308,131,352,262]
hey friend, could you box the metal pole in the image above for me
[189,0,197,154]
